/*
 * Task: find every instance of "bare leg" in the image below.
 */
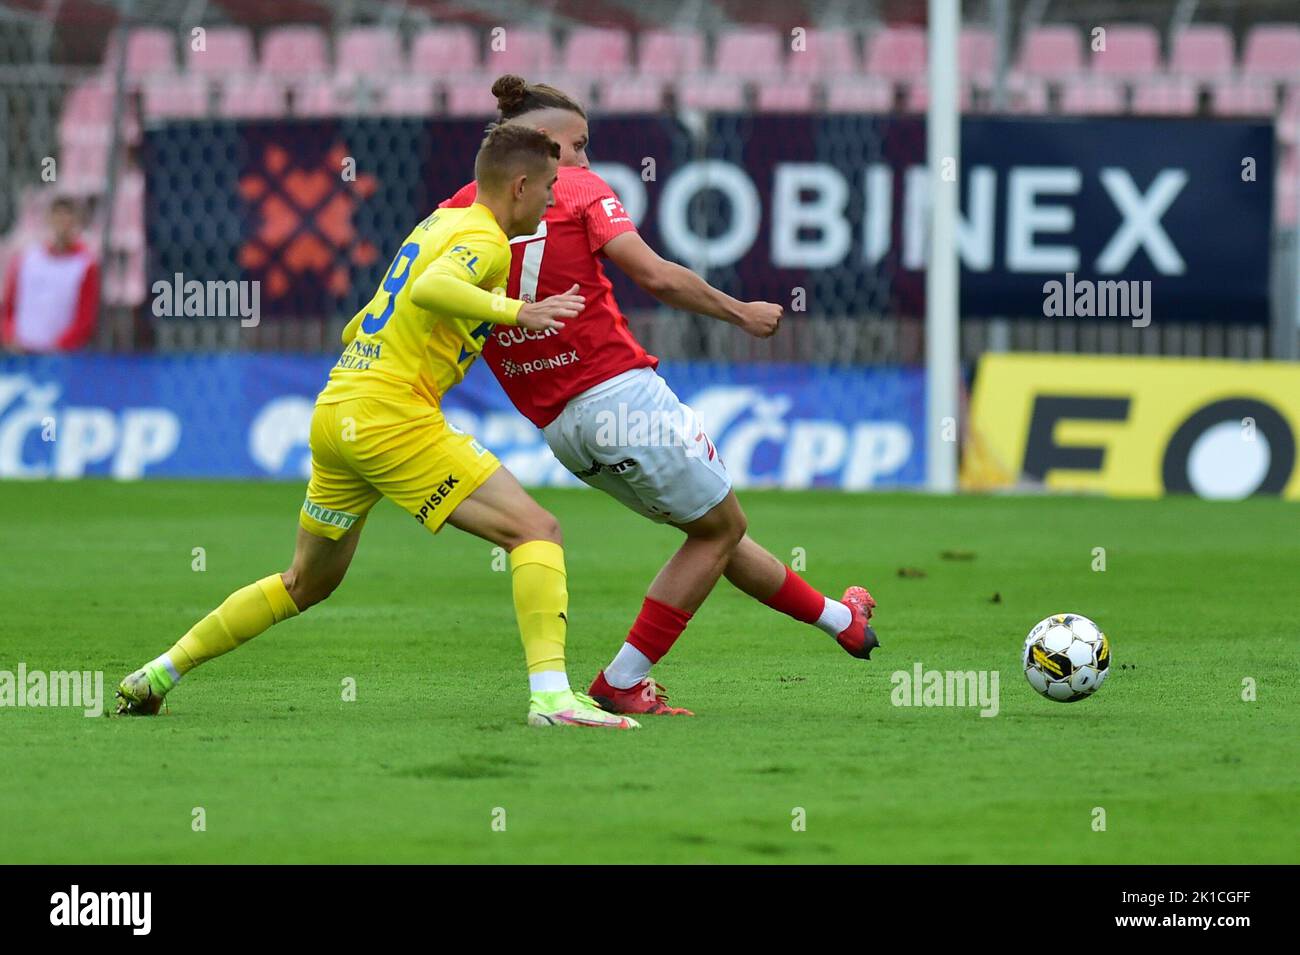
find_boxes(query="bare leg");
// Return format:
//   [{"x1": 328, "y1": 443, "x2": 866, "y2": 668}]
[
  {"x1": 722, "y1": 533, "x2": 788, "y2": 601},
  {"x1": 644, "y1": 490, "x2": 748, "y2": 613},
  {"x1": 281, "y1": 517, "x2": 366, "y2": 611}
]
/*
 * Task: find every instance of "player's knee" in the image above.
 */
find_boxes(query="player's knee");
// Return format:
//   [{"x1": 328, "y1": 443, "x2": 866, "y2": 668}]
[
  {"x1": 281, "y1": 567, "x2": 338, "y2": 611},
  {"x1": 501, "y1": 507, "x2": 562, "y2": 551}
]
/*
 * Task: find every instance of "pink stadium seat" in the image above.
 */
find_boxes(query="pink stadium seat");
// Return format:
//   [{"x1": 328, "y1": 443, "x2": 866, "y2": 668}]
[
  {"x1": 1210, "y1": 78, "x2": 1278, "y2": 116},
  {"x1": 57, "y1": 142, "x2": 109, "y2": 195},
  {"x1": 713, "y1": 28, "x2": 784, "y2": 78},
  {"x1": 756, "y1": 78, "x2": 815, "y2": 112},
  {"x1": 1059, "y1": 77, "x2": 1125, "y2": 114},
  {"x1": 108, "y1": 171, "x2": 145, "y2": 253},
  {"x1": 59, "y1": 80, "x2": 114, "y2": 146},
  {"x1": 786, "y1": 28, "x2": 858, "y2": 77},
  {"x1": 1242, "y1": 24, "x2": 1300, "y2": 79},
  {"x1": 103, "y1": 247, "x2": 147, "y2": 307},
  {"x1": 675, "y1": 76, "x2": 746, "y2": 111},
  {"x1": 260, "y1": 25, "x2": 329, "y2": 76},
  {"x1": 1130, "y1": 76, "x2": 1199, "y2": 115},
  {"x1": 562, "y1": 27, "x2": 631, "y2": 76},
  {"x1": 374, "y1": 80, "x2": 438, "y2": 116},
  {"x1": 1018, "y1": 25, "x2": 1083, "y2": 77},
  {"x1": 292, "y1": 79, "x2": 360, "y2": 116},
  {"x1": 825, "y1": 77, "x2": 893, "y2": 112},
  {"x1": 959, "y1": 27, "x2": 996, "y2": 80},
  {"x1": 1169, "y1": 25, "x2": 1235, "y2": 78},
  {"x1": 217, "y1": 76, "x2": 287, "y2": 118},
  {"x1": 482, "y1": 27, "x2": 555, "y2": 76},
  {"x1": 142, "y1": 75, "x2": 209, "y2": 119},
  {"x1": 186, "y1": 27, "x2": 255, "y2": 76},
  {"x1": 445, "y1": 77, "x2": 499, "y2": 116},
  {"x1": 119, "y1": 28, "x2": 176, "y2": 78},
  {"x1": 336, "y1": 26, "x2": 404, "y2": 75},
  {"x1": 410, "y1": 26, "x2": 480, "y2": 76},
  {"x1": 1091, "y1": 24, "x2": 1160, "y2": 76},
  {"x1": 597, "y1": 77, "x2": 665, "y2": 112},
  {"x1": 865, "y1": 26, "x2": 926, "y2": 80},
  {"x1": 637, "y1": 30, "x2": 705, "y2": 78}
]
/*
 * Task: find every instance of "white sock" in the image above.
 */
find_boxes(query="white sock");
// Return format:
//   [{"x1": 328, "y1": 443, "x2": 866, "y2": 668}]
[
  {"x1": 604, "y1": 642, "x2": 653, "y2": 689},
  {"x1": 814, "y1": 598, "x2": 853, "y2": 637},
  {"x1": 528, "y1": 670, "x2": 570, "y2": 693}
]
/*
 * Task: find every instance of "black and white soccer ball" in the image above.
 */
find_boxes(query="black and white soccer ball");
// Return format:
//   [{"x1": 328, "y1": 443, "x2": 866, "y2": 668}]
[{"x1": 1023, "y1": 613, "x2": 1111, "y2": 702}]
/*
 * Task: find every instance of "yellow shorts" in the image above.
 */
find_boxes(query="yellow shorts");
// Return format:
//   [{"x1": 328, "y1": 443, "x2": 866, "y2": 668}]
[{"x1": 300, "y1": 397, "x2": 501, "y2": 540}]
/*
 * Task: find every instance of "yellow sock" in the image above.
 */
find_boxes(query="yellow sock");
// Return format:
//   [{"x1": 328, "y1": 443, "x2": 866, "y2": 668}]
[
  {"x1": 508, "y1": 540, "x2": 568, "y2": 679},
  {"x1": 165, "y1": 574, "x2": 300, "y2": 676}
]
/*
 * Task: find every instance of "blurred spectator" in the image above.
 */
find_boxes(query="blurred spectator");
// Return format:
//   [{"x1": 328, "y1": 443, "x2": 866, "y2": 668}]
[{"x1": 1, "y1": 197, "x2": 100, "y2": 353}]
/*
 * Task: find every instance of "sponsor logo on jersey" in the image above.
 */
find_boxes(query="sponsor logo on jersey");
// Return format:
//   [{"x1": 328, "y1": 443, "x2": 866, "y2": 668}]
[
  {"x1": 414, "y1": 474, "x2": 461, "y2": 523},
  {"x1": 499, "y1": 351, "x2": 582, "y2": 378},
  {"x1": 494, "y1": 326, "x2": 561, "y2": 348},
  {"x1": 575, "y1": 458, "x2": 637, "y2": 478}
]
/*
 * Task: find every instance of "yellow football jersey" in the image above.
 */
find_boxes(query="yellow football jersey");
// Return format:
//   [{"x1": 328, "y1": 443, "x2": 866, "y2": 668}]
[{"x1": 318, "y1": 203, "x2": 518, "y2": 407}]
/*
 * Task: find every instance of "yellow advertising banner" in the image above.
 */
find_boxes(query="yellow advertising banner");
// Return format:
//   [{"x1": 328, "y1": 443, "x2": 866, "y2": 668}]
[{"x1": 963, "y1": 354, "x2": 1300, "y2": 500}]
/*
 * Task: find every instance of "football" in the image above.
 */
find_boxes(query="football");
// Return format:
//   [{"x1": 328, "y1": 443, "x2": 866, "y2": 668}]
[{"x1": 1022, "y1": 613, "x2": 1111, "y2": 703}]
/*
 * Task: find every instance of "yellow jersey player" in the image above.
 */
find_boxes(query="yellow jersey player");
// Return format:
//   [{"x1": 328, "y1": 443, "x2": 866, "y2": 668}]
[{"x1": 114, "y1": 125, "x2": 638, "y2": 729}]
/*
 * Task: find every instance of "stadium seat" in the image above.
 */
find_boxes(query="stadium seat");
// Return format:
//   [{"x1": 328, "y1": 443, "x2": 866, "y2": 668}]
[
  {"x1": 1018, "y1": 25, "x2": 1083, "y2": 77},
  {"x1": 756, "y1": 78, "x2": 816, "y2": 112},
  {"x1": 865, "y1": 26, "x2": 926, "y2": 80},
  {"x1": 1210, "y1": 78, "x2": 1278, "y2": 116},
  {"x1": 675, "y1": 75, "x2": 746, "y2": 111},
  {"x1": 185, "y1": 26, "x2": 255, "y2": 76},
  {"x1": 786, "y1": 28, "x2": 858, "y2": 77},
  {"x1": 1004, "y1": 76, "x2": 1049, "y2": 113},
  {"x1": 637, "y1": 30, "x2": 705, "y2": 77},
  {"x1": 1130, "y1": 76, "x2": 1199, "y2": 115},
  {"x1": 103, "y1": 247, "x2": 147, "y2": 307},
  {"x1": 1059, "y1": 77, "x2": 1126, "y2": 114},
  {"x1": 142, "y1": 75, "x2": 209, "y2": 119},
  {"x1": 1091, "y1": 24, "x2": 1160, "y2": 76},
  {"x1": 336, "y1": 26, "x2": 404, "y2": 76},
  {"x1": 824, "y1": 77, "x2": 893, "y2": 112},
  {"x1": 959, "y1": 27, "x2": 996, "y2": 81},
  {"x1": 374, "y1": 79, "x2": 438, "y2": 116},
  {"x1": 713, "y1": 28, "x2": 785, "y2": 78},
  {"x1": 482, "y1": 27, "x2": 555, "y2": 76},
  {"x1": 217, "y1": 76, "x2": 287, "y2": 118},
  {"x1": 57, "y1": 142, "x2": 110, "y2": 195},
  {"x1": 410, "y1": 26, "x2": 480, "y2": 76},
  {"x1": 108, "y1": 171, "x2": 145, "y2": 253},
  {"x1": 292, "y1": 78, "x2": 360, "y2": 116},
  {"x1": 260, "y1": 25, "x2": 330, "y2": 76},
  {"x1": 59, "y1": 80, "x2": 117, "y2": 147},
  {"x1": 597, "y1": 77, "x2": 665, "y2": 112},
  {"x1": 562, "y1": 27, "x2": 631, "y2": 76},
  {"x1": 1169, "y1": 25, "x2": 1235, "y2": 78},
  {"x1": 444, "y1": 77, "x2": 500, "y2": 116},
  {"x1": 1242, "y1": 24, "x2": 1300, "y2": 79},
  {"x1": 114, "y1": 27, "x2": 177, "y2": 79}
]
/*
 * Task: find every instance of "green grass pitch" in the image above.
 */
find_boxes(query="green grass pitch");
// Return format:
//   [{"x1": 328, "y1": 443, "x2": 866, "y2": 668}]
[{"x1": 1, "y1": 480, "x2": 1296, "y2": 864}]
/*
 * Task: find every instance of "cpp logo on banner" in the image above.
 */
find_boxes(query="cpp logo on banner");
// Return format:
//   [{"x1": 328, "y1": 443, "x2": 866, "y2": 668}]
[{"x1": 0, "y1": 374, "x2": 180, "y2": 478}]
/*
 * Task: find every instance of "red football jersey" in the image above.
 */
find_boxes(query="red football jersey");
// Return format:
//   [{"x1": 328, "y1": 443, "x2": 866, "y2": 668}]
[{"x1": 439, "y1": 166, "x2": 657, "y2": 427}]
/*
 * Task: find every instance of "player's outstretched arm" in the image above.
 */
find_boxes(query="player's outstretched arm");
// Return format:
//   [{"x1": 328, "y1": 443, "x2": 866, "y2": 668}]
[
  {"x1": 602, "y1": 231, "x2": 781, "y2": 338},
  {"x1": 411, "y1": 256, "x2": 584, "y2": 332}
]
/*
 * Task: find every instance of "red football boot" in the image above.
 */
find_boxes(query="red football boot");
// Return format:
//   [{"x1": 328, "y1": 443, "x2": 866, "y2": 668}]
[
  {"x1": 588, "y1": 671, "x2": 695, "y2": 716},
  {"x1": 836, "y1": 586, "x2": 880, "y2": 660}
]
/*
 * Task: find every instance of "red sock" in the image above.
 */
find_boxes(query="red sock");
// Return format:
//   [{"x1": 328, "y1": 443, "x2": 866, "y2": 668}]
[
  {"x1": 763, "y1": 566, "x2": 826, "y2": 624},
  {"x1": 626, "y1": 596, "x2": 693, "y2": 663}
]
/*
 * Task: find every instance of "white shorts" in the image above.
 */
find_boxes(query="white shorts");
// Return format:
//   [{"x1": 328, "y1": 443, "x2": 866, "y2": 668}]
[{"x1": 542, "y1": 368, "x2": 733, "y2": 524}]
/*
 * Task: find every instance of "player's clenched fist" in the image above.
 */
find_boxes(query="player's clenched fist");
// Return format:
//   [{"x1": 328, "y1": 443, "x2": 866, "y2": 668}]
[
  {"x1": 517, "y1": 282, "x2": 584, "y2": 331},
  {"x1": 736, "y1": 301, "x2": 782, "y2": 338}
]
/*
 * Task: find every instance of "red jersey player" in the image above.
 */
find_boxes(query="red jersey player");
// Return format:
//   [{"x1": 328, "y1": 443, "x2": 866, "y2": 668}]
[{"x1": 441, "y1": 76, "x2": 880, "y2": 716}]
